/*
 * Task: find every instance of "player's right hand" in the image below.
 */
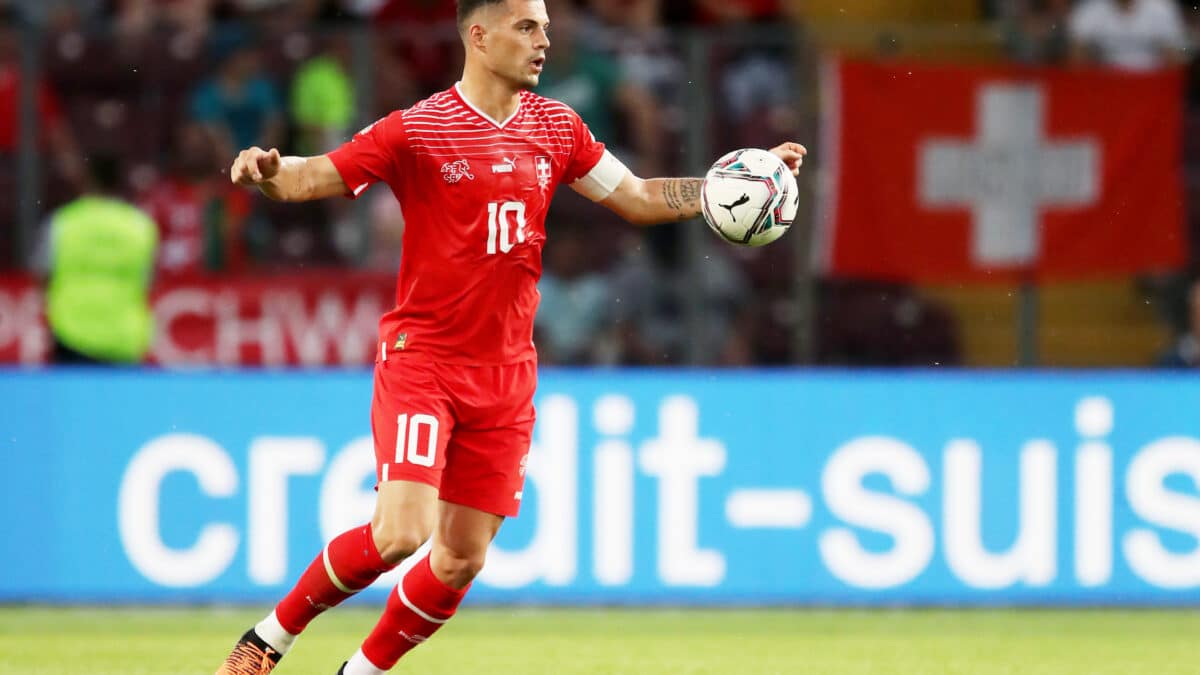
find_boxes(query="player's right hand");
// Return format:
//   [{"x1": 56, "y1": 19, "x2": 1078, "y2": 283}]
[{"x1": 230, "y1": 147, "x2": 282, "y2": 186}]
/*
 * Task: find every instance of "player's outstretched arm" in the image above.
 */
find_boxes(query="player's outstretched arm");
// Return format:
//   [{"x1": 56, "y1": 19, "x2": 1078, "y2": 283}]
[
  {"x1": 229, "y1": 147, "x2": 347, "y2": 202},
  {"x1": 598, "y1": 143, "x2": 806, "y2": 227},
  {"x1": 599, "y1": 174, "x2": 703, "y2": 226}
]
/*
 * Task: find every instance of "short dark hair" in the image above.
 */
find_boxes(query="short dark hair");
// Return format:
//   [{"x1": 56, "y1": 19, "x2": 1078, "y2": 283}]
[
  {"x1": 87, "y1": 155, "x2": 123, "y2": 195},
  {"x1": 456, "y1": 0, "x2": 507, "y2": 29}
]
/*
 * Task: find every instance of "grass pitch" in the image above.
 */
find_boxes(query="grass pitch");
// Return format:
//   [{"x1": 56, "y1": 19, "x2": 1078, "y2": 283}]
[{"x1": 0, "y1": 606, "x2": 1196, "y2": 674}]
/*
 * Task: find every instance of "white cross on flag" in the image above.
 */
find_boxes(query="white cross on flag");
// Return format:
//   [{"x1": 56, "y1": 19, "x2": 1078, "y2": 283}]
[{"x1": 815, "y1": 59, "x2": 1185, "y2": 283}]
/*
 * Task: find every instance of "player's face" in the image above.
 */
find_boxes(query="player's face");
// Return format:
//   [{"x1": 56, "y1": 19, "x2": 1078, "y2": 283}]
[{"x1": 485, "y1": 0, "x2": 551, "y2": 90}]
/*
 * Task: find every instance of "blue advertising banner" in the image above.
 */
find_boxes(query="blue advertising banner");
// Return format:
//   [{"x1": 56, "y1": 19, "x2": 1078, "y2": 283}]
[{"x1": 1, "y1": 369, "x2": 1198, "y2": 605}]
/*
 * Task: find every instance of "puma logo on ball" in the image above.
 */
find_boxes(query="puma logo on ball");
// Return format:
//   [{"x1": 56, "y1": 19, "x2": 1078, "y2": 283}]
[{"x1": 720, "y1": 194, "x2": 751, "y2": 219}]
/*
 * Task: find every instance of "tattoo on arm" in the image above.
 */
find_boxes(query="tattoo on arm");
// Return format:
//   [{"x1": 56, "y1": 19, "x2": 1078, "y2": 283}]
[{"x1": 661, "y1": 178, "x2": 703, "y2": 220}]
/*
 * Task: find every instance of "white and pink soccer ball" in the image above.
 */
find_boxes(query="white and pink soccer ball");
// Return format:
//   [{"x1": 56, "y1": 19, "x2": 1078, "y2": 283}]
[{"x1": 701, "y1": 148, "x2": 799, "y2": 247}]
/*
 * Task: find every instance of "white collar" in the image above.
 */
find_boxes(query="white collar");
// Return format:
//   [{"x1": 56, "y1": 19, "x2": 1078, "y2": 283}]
[{"x1": 454, "y1": 82, "x2": 521, "y2": 129}]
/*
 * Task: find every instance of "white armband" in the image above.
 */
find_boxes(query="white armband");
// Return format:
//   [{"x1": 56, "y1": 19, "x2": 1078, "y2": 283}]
[{"x1": 570, "y1": 150, "x2": 630, "y2": 202}]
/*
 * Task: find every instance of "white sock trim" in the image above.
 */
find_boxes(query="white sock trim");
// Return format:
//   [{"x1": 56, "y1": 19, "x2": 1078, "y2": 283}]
[
  {"x1": 344, "y1": 648, "x2": 387, "y2": 675},
  {"x1": 254, "y1": 610, "x2": 298, "y2": 655},
  {"x1": 324, "y1": 544, "x2": 360, "y2": 594},
  {"x1": 395, "y1": 580, "x2": 449, "y2": 625}
]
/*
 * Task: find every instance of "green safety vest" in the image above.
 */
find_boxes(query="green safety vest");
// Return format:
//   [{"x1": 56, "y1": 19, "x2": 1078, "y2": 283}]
[{"x1": 46, "y1": 196, "x2": 158, "y2": 364}]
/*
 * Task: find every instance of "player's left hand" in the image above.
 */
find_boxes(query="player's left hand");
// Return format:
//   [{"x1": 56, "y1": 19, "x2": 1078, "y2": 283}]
[{"x1": 769, "y1": 142, "x2": 807, "y2": 175}]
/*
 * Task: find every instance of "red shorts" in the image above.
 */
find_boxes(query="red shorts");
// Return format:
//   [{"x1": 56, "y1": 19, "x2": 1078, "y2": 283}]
[{"x1": 370, "y1": 351, "x2": 537, "y2": 517}]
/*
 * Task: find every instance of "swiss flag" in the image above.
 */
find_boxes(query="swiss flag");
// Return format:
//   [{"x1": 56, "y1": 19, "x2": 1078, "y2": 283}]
[{"x1": 815, "y1": 59, "x2": 1186, "y2": 283}]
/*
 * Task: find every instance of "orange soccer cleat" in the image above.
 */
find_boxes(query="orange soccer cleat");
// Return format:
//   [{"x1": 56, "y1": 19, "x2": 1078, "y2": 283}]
[{"x1": 215, "y1": 629, "x2": 283, "y2": 675}]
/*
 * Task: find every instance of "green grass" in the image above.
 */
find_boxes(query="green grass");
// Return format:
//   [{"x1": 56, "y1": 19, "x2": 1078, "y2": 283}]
[{"x1": 0, "y1": 606, "x2": 1196, "y2": 674}]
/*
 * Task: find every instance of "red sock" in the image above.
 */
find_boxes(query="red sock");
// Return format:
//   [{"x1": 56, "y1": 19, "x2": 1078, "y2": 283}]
[
  {"x1": 274, "y1": 524, "x2": 393, "y2": 634},
  {"x1": 360, "y1": 554, "x2": 468, "y2": 670}
]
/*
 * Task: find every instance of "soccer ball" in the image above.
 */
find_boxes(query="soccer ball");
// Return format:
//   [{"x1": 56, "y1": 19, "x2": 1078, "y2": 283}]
[{"x1": 701, "y1": 148, "x2": 798, "y2": 247}]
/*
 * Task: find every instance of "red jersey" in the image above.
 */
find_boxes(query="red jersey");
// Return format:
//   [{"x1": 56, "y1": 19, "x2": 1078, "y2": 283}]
[
  {"x1": 328, "y1": 85, "x2": 606, "y2": 365},
  {"x1": 138, "y1": 177, "x2": 252, "y2": 279}
]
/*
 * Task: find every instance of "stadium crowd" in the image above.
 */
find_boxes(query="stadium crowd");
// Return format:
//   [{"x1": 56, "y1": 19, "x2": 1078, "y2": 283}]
[{"x1": 2, "y1": 0, "x2": 1200, "y2": 367}]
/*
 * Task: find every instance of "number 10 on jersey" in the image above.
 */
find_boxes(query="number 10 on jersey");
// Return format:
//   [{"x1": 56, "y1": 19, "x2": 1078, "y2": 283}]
[{"x1": 487, "y1": 200, "x2": 527, "y2": 255}]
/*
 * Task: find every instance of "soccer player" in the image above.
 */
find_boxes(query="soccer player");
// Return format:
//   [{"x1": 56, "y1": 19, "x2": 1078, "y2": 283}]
[{"x1": 216, "y1": 1, "x2": 806, "y2": 673}]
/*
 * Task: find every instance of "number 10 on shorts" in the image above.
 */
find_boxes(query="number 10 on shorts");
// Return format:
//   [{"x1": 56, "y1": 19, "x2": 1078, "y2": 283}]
[{"x1": 396, "y1": 413, "x2": 439, "y2": 467}]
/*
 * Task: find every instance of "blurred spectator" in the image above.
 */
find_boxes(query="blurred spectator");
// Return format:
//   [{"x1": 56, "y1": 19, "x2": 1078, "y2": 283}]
[
  {"x1": 817, "y1": 281, "x2": 961, "y2": 367},
  {"x1": 0, "y1": 7, "x2": 87, "y2": 193},
  {"x1": 137, "y1": 122, "x2": 254, "y2": 279},
  {"x1": 610, "y1": 226, "x2": 750, "y2": 365},
  {"x1": 1006, "y1": 0, "x2": 1073, "y2": 64},
  {"x1": 112, "y1": 0, "x2": 156, "y2": 40},
  {"x1": 15, "y1": 0, "x2": 106, "y2": 27},
  {"x1": 362, "y1": 186, "x2": 405, "y2": 270},
  {"x1": 688, "y1": 0, "x2": 801, "y2": 150},
  {"x1": 537, "y1": 0, "x2": 662, "y2": 174},
  {"x1": 585, "y1": 0, "x2": 685, "y2": 166},
  {"x1": 371, "y1": 36, "x2": 420, "y2": 117},
  {"x1": 190, "y1": 45, "x2": 285, "y2": 162},
  {"x1": 229, "y1": 0, "x2": 294, "y2": 11},
  {"x1": 43, "y1": 156, "x2": 158, "y2": 365},
  {"x1": 693, "y1": 0, "x2": 782, "y2": 23},
  {"x1": 163, "y1": 0, "x2": 214, "y2": 35},
  {"x1": 1068, "y1": 0, "x2": 1189, "y2": 70},
  {"x1": 333, "y1": 0, "x2": 388, "y2": 18},
  {"x1": 536, "y1": 222, "x2": 615, "y2": 365},
  {"x1": 718, "y1": 46, "x2": 798, "y2": 149},
  {"x1": 1157, "y1": 278, "x2": 1200, "y2": 366},
  {"x1": 290, "y1": 36, "x2": 356, "y2": 155},
  {"x1": 372, "y1": 0, "x2": 459, "y2": 96},
  {"x1": 372, "y1": 0, "x2": 456, "y2": 23}
]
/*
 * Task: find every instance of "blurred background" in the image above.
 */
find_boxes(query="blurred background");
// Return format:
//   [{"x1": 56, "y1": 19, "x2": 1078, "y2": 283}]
[
  {"x1": 1, "y1": 3, "x2": 1199, "y2": 672},
  {"x1": 3, "y1": 0, "x2": 1198, "y2": 370}
]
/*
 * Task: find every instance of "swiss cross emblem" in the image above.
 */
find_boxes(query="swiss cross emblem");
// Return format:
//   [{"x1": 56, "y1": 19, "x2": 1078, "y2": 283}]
[
  {"x1": 919, "y1": 84, "x2": 1098, "y2": 265},
  {"x1": 535, "y1": 156, "x2": 552, "y2": 189}
]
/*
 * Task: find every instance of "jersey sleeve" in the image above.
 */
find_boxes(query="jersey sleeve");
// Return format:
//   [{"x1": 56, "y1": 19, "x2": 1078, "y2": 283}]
[
  {"x1": 562, "y1": 110, "x2": 607, "y2": 184},
  {"x1": 326, "y1": 111, "x2": 408, "y2": 199}
]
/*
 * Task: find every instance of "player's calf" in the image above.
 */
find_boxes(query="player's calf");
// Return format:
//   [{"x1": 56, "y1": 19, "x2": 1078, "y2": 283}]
[
  {"x1": 274, "y1": 523, "x2": 398, "y2": 635},
  {"x1": 215, "y1": 523, "x2": 399, "y2": 674},
  {"x1": 346, "y1": 551, "x2": 470, "y2": 674}
]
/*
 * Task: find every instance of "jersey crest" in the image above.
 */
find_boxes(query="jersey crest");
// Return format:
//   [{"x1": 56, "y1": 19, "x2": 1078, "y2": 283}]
[
  {"x1": 535, "y1": 156, "x2": 552, "y2": 189},
  {"x1": 441, "y1": 159, "x2": 475, "y2": 184}
]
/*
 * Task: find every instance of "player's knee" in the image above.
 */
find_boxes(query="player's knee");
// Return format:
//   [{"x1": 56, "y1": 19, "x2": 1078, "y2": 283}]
[
  {"x1": 370, "y1": 521, "x2": 431, "y2": 566},
  {"x1": 430, "y1": 548, "x2": 486, "y2": 589}
]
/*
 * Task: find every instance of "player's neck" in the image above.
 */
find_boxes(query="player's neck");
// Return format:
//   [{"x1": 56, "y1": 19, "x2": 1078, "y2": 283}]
[{"x1": 457, "y1": 71, "x2": 522, "y2": 127}]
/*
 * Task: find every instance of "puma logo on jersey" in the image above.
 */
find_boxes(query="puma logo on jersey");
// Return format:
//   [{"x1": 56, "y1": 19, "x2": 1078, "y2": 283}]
[
  {"x1": 441, "y1": 160, "x2": 475, "y2": 184},
  {"x1": 492, "y1": 157, "x2": 517, "y2": 174},
  {"x1": 720, "y1": 194, "x2": 751, "y2": 219}
]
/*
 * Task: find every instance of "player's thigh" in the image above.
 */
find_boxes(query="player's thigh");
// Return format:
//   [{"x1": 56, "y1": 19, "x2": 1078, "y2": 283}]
[
  {"x1": 437, "y1": 359, "x2": 537, "y2": 518},
  {"x1": 439, "y1": 419, "x2": 535, "y2": 519},
  {"x1": 370, "y1": 356, "x2": 454, "y2": 488},
  {"x1": 369, "y1": 357, "x2": 455, "y2": 561}
]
